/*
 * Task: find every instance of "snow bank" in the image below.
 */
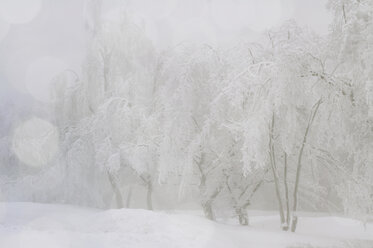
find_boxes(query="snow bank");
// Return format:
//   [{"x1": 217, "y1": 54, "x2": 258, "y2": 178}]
[{"x1": 0, "y1": 203, "x2": 372, "y2": 248}]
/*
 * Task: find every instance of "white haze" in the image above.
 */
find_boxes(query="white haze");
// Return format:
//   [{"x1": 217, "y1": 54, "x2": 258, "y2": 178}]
[{"x1": 2, "y1": 1, "x2": 373, "y2": 248}]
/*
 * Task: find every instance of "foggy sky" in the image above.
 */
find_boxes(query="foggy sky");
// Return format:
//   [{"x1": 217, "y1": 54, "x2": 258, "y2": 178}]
[{"x1": 0, "y1": 0, "x2": 332, "y2": 135}]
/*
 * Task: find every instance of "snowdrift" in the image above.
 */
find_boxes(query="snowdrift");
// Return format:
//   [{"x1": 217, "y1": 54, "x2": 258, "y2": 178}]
[{"x1": 0, "y1": 202, "x2": 372, "y2": 248}]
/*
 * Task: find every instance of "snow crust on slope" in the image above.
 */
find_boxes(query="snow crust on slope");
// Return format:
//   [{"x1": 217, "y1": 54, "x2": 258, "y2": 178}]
[{"x1": 0, "y1": 202, "x2": 372, "y2": 248}]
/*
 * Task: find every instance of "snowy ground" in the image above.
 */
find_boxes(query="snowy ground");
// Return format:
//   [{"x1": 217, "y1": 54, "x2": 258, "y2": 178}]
[{"x1": 0, "y1": 203, "x2": 372, "y2": 248}]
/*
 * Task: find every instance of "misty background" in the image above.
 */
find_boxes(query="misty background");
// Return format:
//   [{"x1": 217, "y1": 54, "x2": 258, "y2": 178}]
[
  {"x1": 0, "y1": 0, "x2": 331, "y2": 124},
  {"x1": 0, "y1": 0, "x2": 334, "y2": 209},
  {"x1": 1, "y1": 1, "x2": 373, "y2": 247}
]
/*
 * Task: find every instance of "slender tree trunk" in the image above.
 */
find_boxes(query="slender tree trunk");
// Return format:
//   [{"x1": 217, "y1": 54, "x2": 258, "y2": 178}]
[
  {"x1": 236, "y1": 173, "x2": 268, "y2": 226},
  {"x1": 291, "y1": 99, "x2": 322, "y2": 232},
  {"x1": 126, "y1": 187, "x2": 132, "y2": 208},
  {"x1": 101, "y1": 50, "x2": 111, "y2": 95},
  {"x1": 197, "y1": 153, "x2": 216, "y2": 221},
  {"x1": 225, "y1": 174, "x2": 248, "y2": 225},
  {"x1": 283, "y1": 152, "x2": 290, "y2": 231},
  {"x1": 235, "y1": 207, "x2": 249, "y2": 225},
  {"x1": 342, "y1": 4, "x2": 347, "y2": 24},
  {"x1": 199, "y1": 176, "x2": 215, "y2": 220},
  {"x1": 103, "y1": 65, "x2": 109, "y2": 93},
  {"x1": 146, "y1": 181, "x2": 153, "y2": 210},
  {"x1": 201, "y1": 184, "x2": 223, "y2": 221},
  {"x1": 107, "y1": 171, "x2": 124, "y2": 208},
  {"x1": 202, "y1": 201, "x2": 215, "y2": 220},
  {"x1": 269, "y1": 112, "x2": 286, "y2": 230},
  {"x1": 202, "y1": 185, "x2": 224, "y2": 221},
  {"x1": 200, "y1": 184, "x2": 217, "y2": 220}
]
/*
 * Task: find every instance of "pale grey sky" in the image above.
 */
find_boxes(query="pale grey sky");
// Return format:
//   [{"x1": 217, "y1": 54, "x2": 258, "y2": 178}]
[{"x1": 0, "y1": 0, "x2": 332, "y2": 121}]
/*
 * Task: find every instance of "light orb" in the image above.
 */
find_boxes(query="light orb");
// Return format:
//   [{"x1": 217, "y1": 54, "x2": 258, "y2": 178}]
[{"x1": 12, "y1": 118, "x2": 59, "y2": 168}]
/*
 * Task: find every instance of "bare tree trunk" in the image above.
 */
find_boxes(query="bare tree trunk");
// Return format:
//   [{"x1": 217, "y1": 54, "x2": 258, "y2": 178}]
[
  {"x1": 269, "y1": 112, "x2": 286, "y2": 230},
  {"x1": 199, "y1": 175, "x2": 215, "y2": 220},
  {"x1": 200, "y1": 187, "x2": 217, "y2": 220},
  {"x1": 126, "y1": 187, "x2": 132, "y2": 208},
  {"x1": 146, "y1": 181, "x2": 153, "y2": 210},
  {"x1": 236, "y1": 172, "x2": 267, "y2": 226},
  {"x1": 140, "y1": 174, "x2": 154, "y2": 211},
  {"x1": 202, "y1": 184, "x2": 224, "y2": 221},
  {"x1": 235, "y1": 207, "x2": 249, "y2": 225},
  {"x1": 342, "y1": 4, "x2": 347, "y2": 24},
  {"x1": 202, "y1": 201, "x2": 215, "y2": 220},
  {"x1": 107, "y1": 171, "x2": 124, "y2": 208},
  {"x1": 100, "y1": 48, "x2": 112, "y2": 95},
  {"x1": 238, "y1": 168, "x2": 270, "y2": 226},
  {"x1": 225, "y1": 175, "x2": 247, "y2": 225},
  {"x1": 291, "y1": 99, "x2": 322, "y2": 232},
  {"x1": 197, "y1": 153, "x2": 216, "y2": 221},
  {"x1": 283, "y1": 152, "x2": 290, "y2": 231}
]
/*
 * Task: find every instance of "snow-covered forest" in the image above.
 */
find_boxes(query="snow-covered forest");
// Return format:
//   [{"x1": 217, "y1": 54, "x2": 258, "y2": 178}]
[{"x1": 0, "y1": 0, "x2": 372, "y2": 247}]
